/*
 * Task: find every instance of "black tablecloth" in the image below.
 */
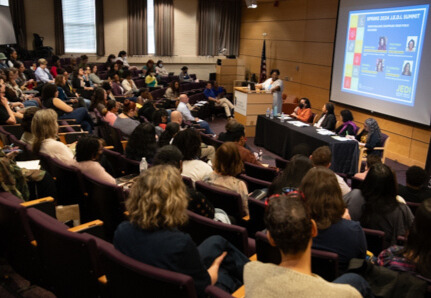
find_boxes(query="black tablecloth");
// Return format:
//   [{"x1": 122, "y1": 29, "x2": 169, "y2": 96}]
[{"x1": 255, "y1": 115, "x2": 359, "y2": 175}]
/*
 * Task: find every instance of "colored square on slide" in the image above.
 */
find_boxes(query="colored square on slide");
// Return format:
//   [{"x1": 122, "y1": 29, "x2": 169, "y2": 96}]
[
  {"x1": 354, "y1": 40, "x2": 363, "y2": 53},
  {"x1": 345, "y1": 64, "x2": 353, "y2": 77},
  {"x1": 356, "y1": 27, "x2": 365, "y2": 42},
  {"x1": 349, "y1": 28, "x2": 357, "y2": 40},
  {"x1": 351, "y1": 77, "x2": 359, "y2": 90},
  {"x1": 353, "y1": 53, "x2": 361, "y2": 66},
  {"x1": 350, "y1": 15, "x2": 358, "y2": 28},
  {"x1": 344, "y1": 76, "x2": 351, "y2": 89}
]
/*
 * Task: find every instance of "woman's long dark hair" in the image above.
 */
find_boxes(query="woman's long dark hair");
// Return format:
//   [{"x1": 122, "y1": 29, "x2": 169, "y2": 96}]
[
  {"x1": 404, "y1": 199, "x2": 431, "y2": 279},
  {"x1": 268, "y1": 154, "x2": 313, "y2": 196},
  {"x1": 158, "y1": 122, "x2": 180, "y2": 148},
  {"x1": 125, "y1": 123, "x2": 158, "y2": 162},
  {"x1": 360, "y1": 163, "x2": 398, "y2": 224}
]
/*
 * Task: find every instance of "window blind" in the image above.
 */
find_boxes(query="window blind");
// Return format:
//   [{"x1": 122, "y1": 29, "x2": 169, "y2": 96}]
[{"x1": 62, "y1": 0, "x2": 96, "y2": 53}]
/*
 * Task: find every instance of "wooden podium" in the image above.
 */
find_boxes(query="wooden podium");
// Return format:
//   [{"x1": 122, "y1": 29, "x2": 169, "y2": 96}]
[{"x1": 234, "y1": 87, "x2": 273, "y2": 137}]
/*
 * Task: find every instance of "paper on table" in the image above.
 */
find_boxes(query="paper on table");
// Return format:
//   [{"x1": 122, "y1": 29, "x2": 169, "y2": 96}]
[
  {"x1": 331, "y1": 136, "x2": 350, "y2": 141},
  {"x1": 288, "y1": 121, "x2": 309, "y2": 127},
  {"x1": 277, "y1": 116, "x2": 293, "y2": 120},
  {"x1": 316, "y1": 129, "x2": 336, "y2": 136},
  {"x1": 16, "y1": 160, "x2": 41, "y2": 170}
]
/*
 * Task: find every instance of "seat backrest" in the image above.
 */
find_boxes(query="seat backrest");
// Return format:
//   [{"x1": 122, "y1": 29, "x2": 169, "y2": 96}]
[
  {"x1": 182, "y1": 176, "x2": 194, "y2": 189},
  {"x1": 205, "y1": 285, "x2": 234, "y2": 298},
  {"x1": 255, "y1": 231, "x2": 281, "y2": 264},
  {"x1": 49, "y1": 157, "x2": 84, "y2": 206},
  {"x1": 102, "y1": 148, "x2": 123, "y2": 178},
  {"x1": 0, "y1": 194, "x2": 41, "y2": 282},
  {"x1": 238, "y1": 174, "x2": 271, "y2": 192},
  {"x1": 311, "y1": 249, "x2": 339, "y2": 281},
  {"x1": 380, "y1": 133, "x2": 389, "y2": 146},
  {"x1": 119, "y1": 155, "x2": 140, "y2": 175},
  {"x1": 406, "y1": 201, "x2": 420, "y2": 215},
  {"x1": 200, "y1": 132, "x2": 224, "y2": 150},
  {"x1": 247, "y1": 197, "x2": 266, "y2": 234},
  {"x1": 244, "y1": 162, "x2": 278, "y2": 182},
  {"x1": 98, "y1": 240, "x2": 197, "y2": 298},
  {"x1": 7, "y1": 134, "x2": 39, "y2": 161},
  {"x1": 1, "y1": 124, "x2": 24, "y2": 139},
  {"x1": 350, "y1": 176, "x2": 363, "y2": 190},
  {"x1": 81, "y1": 172, "x2": 126, "y2": 241},
  {"x1": 26, "y1": 208, "x2": 100, "y2": 298},
  {"x1": 195, "y1": 181, "x2": 245, "y2": 220},
  {"x1": 363, "y1": 228, "x2": 385, "y2": 256},
  {"x1": 181, "y1": 211, "x2": 249, "y2": 256}
]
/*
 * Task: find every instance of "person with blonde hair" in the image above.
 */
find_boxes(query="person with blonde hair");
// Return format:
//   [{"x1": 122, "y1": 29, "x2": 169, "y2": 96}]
[
  {"x1": 31, "y1": 109, "x2": 75, "y2": 165},
  {"x1": 206, "y1": 142, "x2": 249, "y2": 216},
  {"x1": 34, "y1": 58, "x2": 54, "y2": 84},
  {"x1": 114, "y1": 165, "x2": 249, "y2": 297}
]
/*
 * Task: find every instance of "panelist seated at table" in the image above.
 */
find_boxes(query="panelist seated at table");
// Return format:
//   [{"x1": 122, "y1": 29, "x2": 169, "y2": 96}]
[
  {"x1": 291, "y1": 98, "x2": 313, "y2": 123},
  {"x1": 314, "y1": 103, "x2": 336, "y2": 131},
  {"x1": 335, "y1": 110, "x2": 359, "y2": 137},
  {"x1": 255, "y1": 69, "x2": 284, "y2": 113},
  {"x1": 352, "y1": 118, "x2": 382, "y2": 156}
]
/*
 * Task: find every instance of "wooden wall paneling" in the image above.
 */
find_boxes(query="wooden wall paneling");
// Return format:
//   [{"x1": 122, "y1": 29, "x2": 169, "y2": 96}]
[
  {"x1": 306, "y1": 0, "x2": 340, "y2": 19},
  {"x1": 410, "y1": 140, "x2": 429, "y2": 166},
  {"x1": 300, "y1": 64, "x2": 332, "y2": 89},
  {"x1": 384, "y1": 133, "x2": 411, "y2": 158},
  {"x1": 242, "y1": 0, "x2": 307, "y2": 22},
  {"x1": 302, "y1": 42, "x2": 334, "y2": 66},
  {"x1": 412, "y1": 127, "x2": 431, "y2": 143},
  {"x1": 304, "y1": 19, "x2": 337, "y2": 42},
  {"x1": 240, "y1": 20, "x2": 306, "y2": 42}
]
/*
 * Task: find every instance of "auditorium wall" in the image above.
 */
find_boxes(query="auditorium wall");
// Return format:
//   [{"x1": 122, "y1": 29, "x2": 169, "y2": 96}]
[
  {"x1": 239, "y1": 0, "x2": 431, "y2": 167},
  {"x1": 23, "y1": 0, "x2": 217, "y2": 80}
]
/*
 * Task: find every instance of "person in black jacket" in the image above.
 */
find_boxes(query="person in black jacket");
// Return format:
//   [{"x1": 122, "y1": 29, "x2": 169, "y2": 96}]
[
  {"x1": 356, "y1": 118, "x2": 382, "y2": 155},
  {"x1": 314, "y1": 102, "x2": 336, "y2": 130}
]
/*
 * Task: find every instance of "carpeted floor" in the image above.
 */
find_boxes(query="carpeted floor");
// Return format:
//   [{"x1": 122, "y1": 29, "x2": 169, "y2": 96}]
[{"x1": 208, "y1": 117, "x2": 409, "y2": 185}]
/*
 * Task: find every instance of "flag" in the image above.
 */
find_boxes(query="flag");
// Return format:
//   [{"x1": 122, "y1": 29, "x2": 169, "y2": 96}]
[{"x1": 259, "y1": 40, "x2": 267, "y2": 83}]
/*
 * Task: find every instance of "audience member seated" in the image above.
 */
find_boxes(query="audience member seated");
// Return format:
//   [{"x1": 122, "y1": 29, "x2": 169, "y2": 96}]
[
  {"x1": 6, "y1": 48, "x2": 18, "y2": 68},
  {"x1": 300, "y1": 167, "x2": 366, "y2": 272},
  {"x1": 5, "y1": 68, "x2": 39, "y2": 107},
  {"x1": 75, "y1": 135, "x2": 116, "y2": 185},
  {"x1": 116, "y1": 50, "x2": 137, "y2": 70},
  {"x1": 155, "y1": 60, "x2": 168, "y2": 76},
  {"x1": 314, "y1": 102, "x2": 336, "y2": 130},
  {"x1": 104, "y1": 99, "x2": 118, "y2": 126},
  {"x1": 218, "y1": 118, "x2": 241, "y2": 142},
  {"x1": 0, "y1": 53, "x2": 8, "y2": 70},
  {"x1": 353, "y1": 154, "x2": 382, "y2": 180},
  {"x1": 105, "y1": 54, "x2": 116, "y2": 71},
  {"x1": 231, "y1": 123, "x2": 263, "y2": 166},
  {"x1": 34, "y1": 58, "x2": 54, "y2": 84},
  {"x1": 158, "y1": 122, "x2": 180, "y2": 148},
  {"x1": 78, "y1": 54, "x2": 89, "y2": 69},
  {"x1": 41, "y1": 84, "x2": 93, "y2": 133},
  {"x1": 204, "y1": 82, "x2": 234, "y2": 118},
  {"x1": 179, "y1": 66, "x2": 193, "y2": 83},
  {"x1": 398, "y1": 166, "x2": 431, "y2": 203},
  {"x1": 145, "y1": 71, "x2": 158, "y2": 88},
  {"x1": 89, "y1": 64, "x2": 104, "y2": 86},
  {"x1": 55, "y1": 75, "x2": 89, "y2": 109},
  {"x1": 142, "y1": 59, "x2": 156, "y2": 76},
  {"x1": 164, "y1": 80, "x2": 180, "y2": 103},
  {"x1": 377, "y1": 199, "x2": 431, "y2": 284},
  {"x1": 58, "y1": 70, "x2": 78, "y2": 98},
  {"x1": 20, "y1": 107, "x2": 39, "y2": 145},
  {"x1": 138, "y1": 94, "x2": 156, "y2": 121},
  {"x1": 152, "y1": 145, "x2": 216, "y2": 219},
  {"x1": 107, "y1": 62, "x2": 121, "y2": 79},
  {"x1": 90, "y1": 87, "x2": 108, "y2": 115},
  {"x1": 311, "y1": 146, "x2": 351, "y2": 196},
  {"x1": 114, "y1": 165, "x2": 249, "y2": 296},
  {"x1": 244, "y1": 194, "x2": 367, "y2": 297},
  {"x1": 291, "y1": 97, "x2": 312, "y2": 122},
  {"x1": 72, "y1": 67, "x2": 94, "y2": 100},
  {"x1": 355, "y1": 118, "x2": 382, "y2": 156},
  {"x1": 152, "y1": 108, "x2": 168, "y2": 137},
  {"x1": 177, "y1": 94, "x2": 215, "y2": 135},
  {"x1": 268, "y1": 154, "x2": 313, "y2": 196},
  {"x1": 65, "y1": 57, "x2": 77, "y2": 76},
  {"x1": 113, "y1": 99, "x2": 140, "y2": 137},
  {"x1": 172, "y1": 128, "x2": 213, "y2": 182},
  {"x1": 121, "y1": 70, "x2": 139, "y2": 95},
  {"x1": 206, "y1": 142, "x2": 249, "y2": 216},
  {"x1": 82, "y1": 66, "x2": 95, "y2": 88},
  {"x1": 31, "y1": 109, "x2": 75, "y2": 165},
  {"x1": 335, "y1": 109, "x2": 358, "y2": 137},
  {"x1": 125, "y1": 123, "x2": 158, "y2": 164},
  {"x1": 50, "y1": 55, "x2": 63, "y2": 78},
  {"x1": 15, "y1": 61, "x2": 35, "y2": 90},
  {"x1": 343, "y1": 164, "x2": 414, "y2": 247},
  {"x1": 0, "y1": 79, "x2": 21, "y2": 124}
]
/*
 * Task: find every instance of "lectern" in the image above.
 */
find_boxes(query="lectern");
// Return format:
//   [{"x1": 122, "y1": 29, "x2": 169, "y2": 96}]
[{"x1": 234, "y1": 87, "x2": 273, "y2": 137}]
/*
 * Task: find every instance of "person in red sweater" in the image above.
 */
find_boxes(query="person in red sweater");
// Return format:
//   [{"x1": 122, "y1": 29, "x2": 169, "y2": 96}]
[{"x1": 291, "y1": 97, "x2": 313, "y2": 123}]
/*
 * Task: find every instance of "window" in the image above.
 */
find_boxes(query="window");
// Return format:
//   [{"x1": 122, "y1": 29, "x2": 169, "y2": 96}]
[
  {"x1": 0, "y1": 0, "x2": 8, "y2": 6},
  {"x1": 62, "y1": 0, "x2": 96, "y2": 53},
  {"x1": 147, "y1": 0, "x2": 155, "y2": 54}
]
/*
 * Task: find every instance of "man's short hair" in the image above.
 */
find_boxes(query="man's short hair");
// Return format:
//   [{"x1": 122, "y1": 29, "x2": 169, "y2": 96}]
[
  {"x1": 153, "y1": 145, "x2": 183, "y2": 169},
  {"x1": 264, "y1": 195, "x2": 312, "y2": 255},
  {"x1": 311, "y1": 146, "x2": 331, "y2": 167},
  {"x1": 406, "y1": 166, "x2": 428, "y2": 188},
  {"x1": 230, "y1": 123, "x2": 245, "y2": 142}
]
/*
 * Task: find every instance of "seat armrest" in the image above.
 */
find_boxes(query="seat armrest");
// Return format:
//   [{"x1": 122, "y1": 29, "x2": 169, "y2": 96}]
[
  {"x1": 68, "y1": 219, "x2": 103, "y2": 233},
  {"x1": 20, "y1": 196, "x2": 54, "y2": 207}
]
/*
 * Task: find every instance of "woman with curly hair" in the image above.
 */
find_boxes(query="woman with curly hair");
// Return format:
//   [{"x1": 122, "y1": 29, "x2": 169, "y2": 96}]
[
  {"x1": 114, "y1": 165, "x2": 249, "y2": 297},
  {"x1": 125, "y1": 123, "x2": 158, "y2": 164}
]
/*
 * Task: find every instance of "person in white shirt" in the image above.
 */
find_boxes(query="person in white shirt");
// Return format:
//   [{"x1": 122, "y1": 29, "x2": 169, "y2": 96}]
[
  {"x1": 176, "y1": 94, "x2": 215, "y2": 135},
  {"x1": 310, "y1": 146, "x2": 351, "y2": 196},
  {"x1": 256, "y1": 69, "x2": 284, "y2": 113},
  {"x1": 116, "y1": 50, "x2": 138, "y2": 70},
  {"x1": 34, "y1": 58, "x2": 54, "y2": 84},
  {"x1": 155, "y1": 60, "x2": 168, "y2": 76},
  {"x1": 121, "y1": 70, "x2": 139, "y2": 95}
]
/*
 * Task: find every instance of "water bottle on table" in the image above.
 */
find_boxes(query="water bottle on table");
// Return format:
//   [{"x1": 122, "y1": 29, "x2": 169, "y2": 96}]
[
  {"x1": 270, "y1": 108, "x2": 274, "y2": 119},
  {"x1": 140, "y1": 157, "x2": 148, "y2": 173}
]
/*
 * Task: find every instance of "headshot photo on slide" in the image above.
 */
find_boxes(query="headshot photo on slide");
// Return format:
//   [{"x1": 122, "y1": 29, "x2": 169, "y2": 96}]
[
  {"x1": 406, "y1": 36, "x2": 417, "y2": 52},
  {"x1": 402, "y1": 61, "x2": 413, "y2": 76},
  {"x1": 376, "y1": 59, "x2": 384, "y2": 72},
  {"x1": 378, "y1": 36, "x2": 387, "y2": 50}
]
